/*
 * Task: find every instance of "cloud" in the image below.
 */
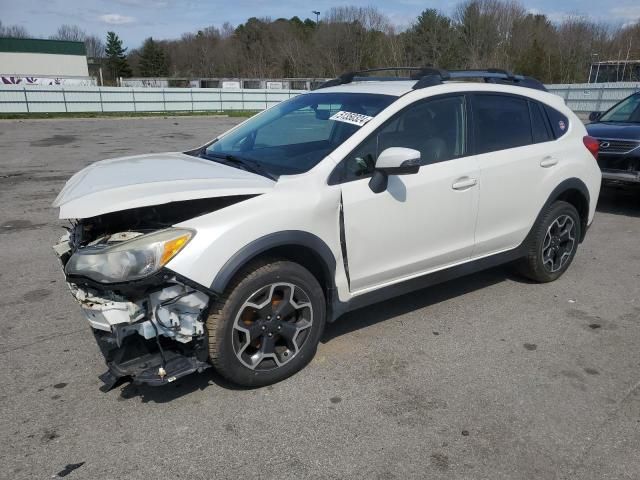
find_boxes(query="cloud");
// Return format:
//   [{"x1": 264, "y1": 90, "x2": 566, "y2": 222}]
[
  {"x1": 113, "y1": 0, "x2": 169, "y2": 6},
  {"x1": 610, "y1": 6, "x2": 640, "y2": 21},
  {"x1": 99, "y1": 13, "x2": 136, "y2": 25}
]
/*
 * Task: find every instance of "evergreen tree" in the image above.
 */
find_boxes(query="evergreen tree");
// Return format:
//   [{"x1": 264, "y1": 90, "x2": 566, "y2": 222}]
[
  {"x1": 105, "y1": 31, "x2": 132, "y2": 81},
  {"x1": 138, "y1": 37, "x2": 169, "y2": 77}
]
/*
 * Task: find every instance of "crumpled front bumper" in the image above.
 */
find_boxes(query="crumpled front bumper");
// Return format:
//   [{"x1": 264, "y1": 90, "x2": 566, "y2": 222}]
[
  {"x1": 54, "y1": 235, "x2": 214, "y2": 389},
  {"x1": 73, "y1": 277, "x2": 213, "y2": 390},
  {"x1": 93, "y1": 327, "x2": 210, "y2": 391}
]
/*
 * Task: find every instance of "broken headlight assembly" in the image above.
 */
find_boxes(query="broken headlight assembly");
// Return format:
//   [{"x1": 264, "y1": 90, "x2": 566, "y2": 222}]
[{"x1": 65, "y1": 228, "x2": 194, "y2": 283}]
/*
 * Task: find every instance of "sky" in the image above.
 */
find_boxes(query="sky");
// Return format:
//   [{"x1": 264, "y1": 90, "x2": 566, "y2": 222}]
[{"x1": 2, "y1": 0, "x2": 640, "y2": 48}]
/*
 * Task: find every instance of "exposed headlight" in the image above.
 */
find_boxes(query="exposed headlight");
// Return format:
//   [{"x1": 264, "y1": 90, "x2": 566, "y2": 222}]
[{"x1": 65, "y1": 229, "x2": 194, "y2": 283}]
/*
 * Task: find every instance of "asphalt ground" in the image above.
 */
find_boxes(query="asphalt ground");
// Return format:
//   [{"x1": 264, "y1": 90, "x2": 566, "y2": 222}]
[{"x1": 0, "y1": 117, "x2": 639, "y2": 480}]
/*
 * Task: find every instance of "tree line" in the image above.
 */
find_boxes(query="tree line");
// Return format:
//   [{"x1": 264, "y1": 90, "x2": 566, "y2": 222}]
[{"x1": 2, "y1": 0, "x2": 639, "y2": 84}]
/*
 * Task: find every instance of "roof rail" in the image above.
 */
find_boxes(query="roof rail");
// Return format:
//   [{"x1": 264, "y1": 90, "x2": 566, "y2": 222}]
[
  {"x1": 316, "y1": 67, "x2": 438, "y2": 89},
  {"x1": 438, "y1": 69, "x2": 547, "y2": 91},
  {"x1": 316, "y1": 67, "x2": 547, "y2": 92}
]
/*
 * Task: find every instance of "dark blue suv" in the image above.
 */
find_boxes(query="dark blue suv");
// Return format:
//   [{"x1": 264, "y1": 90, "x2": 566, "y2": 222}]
[{"x1": 587, "y1": 92, "x2": 640, "y2": 186}]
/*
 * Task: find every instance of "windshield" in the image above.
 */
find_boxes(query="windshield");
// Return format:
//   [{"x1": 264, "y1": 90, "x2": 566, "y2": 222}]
[
  {"x1": 599, "y1": 93, "x2": 640, "y2": 123},
  {"x1": 204, "y1": 92, "x2": 395, "y2": 176}
]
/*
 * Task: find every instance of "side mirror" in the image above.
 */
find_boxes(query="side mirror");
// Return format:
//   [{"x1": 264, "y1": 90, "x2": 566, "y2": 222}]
[
  {"x1": 369, "y1": 147, "x2": 421, "y2": 193},
  {"x1": 588, "y1": 111, "x2": 602, "y2": 122}
]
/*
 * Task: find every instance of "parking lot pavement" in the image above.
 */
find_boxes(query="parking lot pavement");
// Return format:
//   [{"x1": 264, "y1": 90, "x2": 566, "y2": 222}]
[{"x1": 0, "y1": 116, "x2": 639, "y2": 480}]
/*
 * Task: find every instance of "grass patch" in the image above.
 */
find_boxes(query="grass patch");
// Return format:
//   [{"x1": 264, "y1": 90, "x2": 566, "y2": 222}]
[{"x1": 0, "y1": 110, "x2": 257, "y2": 120}]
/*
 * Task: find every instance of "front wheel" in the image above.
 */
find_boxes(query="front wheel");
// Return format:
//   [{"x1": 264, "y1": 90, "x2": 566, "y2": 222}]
[
  {"x1": 207, "y1": 259, "x2": 326, "y2": 387},
  {"x1": 518, "y1": 200, "x2": 582, "y2": 283}
]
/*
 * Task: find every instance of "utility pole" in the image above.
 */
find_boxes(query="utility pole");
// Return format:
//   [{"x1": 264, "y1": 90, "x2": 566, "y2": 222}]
[{"x1": 312, "y1": 10, "x2": 320, "y2": 24}]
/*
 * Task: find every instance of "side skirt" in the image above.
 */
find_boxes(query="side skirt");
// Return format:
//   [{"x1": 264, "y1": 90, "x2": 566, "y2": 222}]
[{"x1": 330, "y1": 245, "x2": 525, "y2": 321}]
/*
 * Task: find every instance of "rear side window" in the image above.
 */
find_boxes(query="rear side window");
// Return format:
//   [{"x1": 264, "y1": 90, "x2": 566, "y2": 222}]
[
  {"x1": 529, "y1": 101, "x2": 553, "y2": 143},
  {"x1": 543, "y1": 105, "x2": 569, "y2": 138},
  {"x1": 472, "y1": 94, "x2": 532, "y2": 154}
]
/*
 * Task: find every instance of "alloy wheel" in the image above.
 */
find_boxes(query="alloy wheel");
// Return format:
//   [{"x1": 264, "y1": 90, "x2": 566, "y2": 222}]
[
  {"x1": 542, "y1": 214, "x2": 576, "y2": 273},
  {"x1": 232, "y1": 283, "x2": 313, "y2": 370}
]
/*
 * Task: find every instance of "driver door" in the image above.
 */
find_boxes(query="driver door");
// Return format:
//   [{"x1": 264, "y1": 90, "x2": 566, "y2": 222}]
[{"x1": 336, "y1": 95, "x2": 480, "y2": 292}]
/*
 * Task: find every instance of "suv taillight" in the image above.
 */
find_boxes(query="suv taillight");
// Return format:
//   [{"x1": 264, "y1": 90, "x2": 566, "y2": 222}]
[{"x1": 583, "y1": 136, "x2": 599, "y2": 160}]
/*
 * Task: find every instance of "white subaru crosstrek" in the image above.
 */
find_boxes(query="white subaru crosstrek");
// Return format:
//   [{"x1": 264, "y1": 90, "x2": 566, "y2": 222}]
[{"x1": 53, "y1": 68, "x2": 602, "y2": 389}]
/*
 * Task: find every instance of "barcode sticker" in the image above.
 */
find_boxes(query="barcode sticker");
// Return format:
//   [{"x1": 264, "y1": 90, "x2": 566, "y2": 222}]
[{"x1": 329, "y1": 111, "x2": 373, "y2": 127}]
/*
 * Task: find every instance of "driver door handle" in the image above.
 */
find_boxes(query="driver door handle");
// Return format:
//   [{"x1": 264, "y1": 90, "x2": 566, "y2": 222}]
[
  {"x1": 540, "y1": 156, "x2": 558, "y2": 168},
  {"x1": 452, "y1": 177, "x2": 477, "y2": 190}
]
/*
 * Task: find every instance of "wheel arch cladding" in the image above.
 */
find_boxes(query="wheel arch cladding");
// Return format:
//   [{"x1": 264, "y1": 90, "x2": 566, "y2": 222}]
[
  {"x1": 546, "y1": 178, "x2": 590, "y2": 242},
  {"x1": 210, "y1": 230, "x2": 337, "y2": 305}
]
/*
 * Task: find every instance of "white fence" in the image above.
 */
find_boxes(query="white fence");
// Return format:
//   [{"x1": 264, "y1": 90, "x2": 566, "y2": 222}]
[
  {"x1": 546, "y1": 82, "x2": 640, "y2": 113},
  {"x1": 0, "y1": 85, "x2": 305, "y2": 114},
  {"x1": 1, "y1": 82, "x2": 639, "y2": 115}
]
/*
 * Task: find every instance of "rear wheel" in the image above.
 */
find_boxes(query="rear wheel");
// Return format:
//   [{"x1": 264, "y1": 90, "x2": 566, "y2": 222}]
[
  {"x1": 518, "y1": 201, "x2": 581, "y2": 283},
  {"x1": 207, "y1": 259, "x2": 326, "y2": 387}
]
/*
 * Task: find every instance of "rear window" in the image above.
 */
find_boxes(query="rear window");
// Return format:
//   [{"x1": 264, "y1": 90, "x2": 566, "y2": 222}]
[
  {"x1": 530, "y1": 101, "x2": 553, "y2": 143},
  {"x1": 543, "y1": 105, "x2": 569, "y2": 138},
  {"x1": 472, "y1": 94, "x2": 532, "y2": 154}
]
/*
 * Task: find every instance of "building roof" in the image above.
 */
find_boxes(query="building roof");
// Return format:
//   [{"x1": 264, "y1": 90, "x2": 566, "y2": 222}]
[{"x1": 0, "y1": 37, "x2": 86, "y2": 56}]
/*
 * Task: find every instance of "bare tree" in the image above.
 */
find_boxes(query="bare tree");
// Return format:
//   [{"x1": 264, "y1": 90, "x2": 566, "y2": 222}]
[
  {"x1": 50, "y1": 24, "x2": 86, "y2": 42},
  {"x1": 26, "y1": 3, "x2": 636, "y2": 83},
  {"x1": 84, "y1": 35, "x2": 105, "y2": 58},
  {"x1": 0, "y1": 21, "x2": 29, "y2": 38}
]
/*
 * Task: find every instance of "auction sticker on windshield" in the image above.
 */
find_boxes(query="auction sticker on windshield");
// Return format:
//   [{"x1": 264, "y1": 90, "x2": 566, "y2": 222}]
[{"x1": 329, "y1": 111, "x2": 374, "y2": 127}]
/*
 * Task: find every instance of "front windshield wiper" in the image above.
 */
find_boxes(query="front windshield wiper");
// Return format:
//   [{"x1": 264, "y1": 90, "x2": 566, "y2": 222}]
[{"x1": 201, "y1": 152, "x2": 277, "y2": 181}]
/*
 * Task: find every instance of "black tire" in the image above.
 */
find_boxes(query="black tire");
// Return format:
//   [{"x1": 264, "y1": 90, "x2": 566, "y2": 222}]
[
  {"x1": 207, "y1": 259, "x2": 326, "y2": 387},
  {"x1": 518, "y1": 200, "x2": 582, "y2": 283}
]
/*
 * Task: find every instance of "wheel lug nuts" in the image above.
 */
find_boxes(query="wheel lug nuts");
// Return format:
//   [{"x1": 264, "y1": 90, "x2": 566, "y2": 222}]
[
  {"x1": 261, "y1": 326, "x2": 266, "y2": 331},
  {"x1": 277, "y1": 325, "x2": 281, "y2": 330},
  {"x1": 276, "y1": 315, "x2": 281, "y2": 320},
  {"x1": 268, "y1": 333, "x2": 273, "y2": 337}
]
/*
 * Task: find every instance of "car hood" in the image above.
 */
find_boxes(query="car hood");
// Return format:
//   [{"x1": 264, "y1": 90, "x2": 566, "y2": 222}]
[
  {"x1": 586, "y1": 122, "x2": 640, "y2": 139},
  {"x1": 53, "y1": 152, "x2": 276, "y2": 219}
]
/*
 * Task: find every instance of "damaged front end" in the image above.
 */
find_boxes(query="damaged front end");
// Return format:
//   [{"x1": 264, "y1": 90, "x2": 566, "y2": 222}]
[{"x1": 52, "y1": 200, "x2": 232, "y2": 390}]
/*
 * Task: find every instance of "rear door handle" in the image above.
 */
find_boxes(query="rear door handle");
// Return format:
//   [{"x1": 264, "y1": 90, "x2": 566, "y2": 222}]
[
  {"x1": 540, "y1": 156, "x2": 558, "y2": 168},
  {"x1": 452, "y1": 177, "x2": 477, "y2": 190}
]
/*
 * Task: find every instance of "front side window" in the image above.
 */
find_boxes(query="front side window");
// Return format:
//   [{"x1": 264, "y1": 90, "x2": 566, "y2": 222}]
[
  {"x1": 204, "y1": 92, "x2": 394, "y2": 177},
  {"x1": 337, "y1": 95, "x2": 467, "y2": 182},
  {"x1": 472, "y1": 94, "x2": 532, "y2": 154},
  {"x1": 598, "y1": 93, "x2": 640, "y2": 123}
]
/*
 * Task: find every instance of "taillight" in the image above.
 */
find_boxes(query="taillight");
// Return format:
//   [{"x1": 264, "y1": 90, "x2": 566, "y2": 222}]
[{"x1": 583, "y1": 136, "x2": 599, "y2": 160}]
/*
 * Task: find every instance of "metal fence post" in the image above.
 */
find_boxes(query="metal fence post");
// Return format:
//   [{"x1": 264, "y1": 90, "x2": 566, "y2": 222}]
[
  {"x1": 596, "y1": 84, "x2": 605, "y2": 112},
  {"x1": 162, "y1": 88, "x2": 166, "y2": 112},
  {"x1": 190, "y1": 88, "x2": 194, "y2": 112},
  {"x1": 23, "y1": 86, "x2": 30, "y2": 113},
  {"x1": 132, "y1": 88, "x2": 137, "y2": 113},
  {"x1": 218, "y1": 88, "x2": 223, "y2": 113},
  {"x1": 61, "y1": 87, "x2": 68, "y2": 113},
  {"x1": 98, "y1": 87, "x2": 104, "y2": 112}
]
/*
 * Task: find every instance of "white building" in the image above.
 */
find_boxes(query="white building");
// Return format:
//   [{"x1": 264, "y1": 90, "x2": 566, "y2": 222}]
[{"x1": 1, "y1": 37, "x2": 92, "y2": 85}]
